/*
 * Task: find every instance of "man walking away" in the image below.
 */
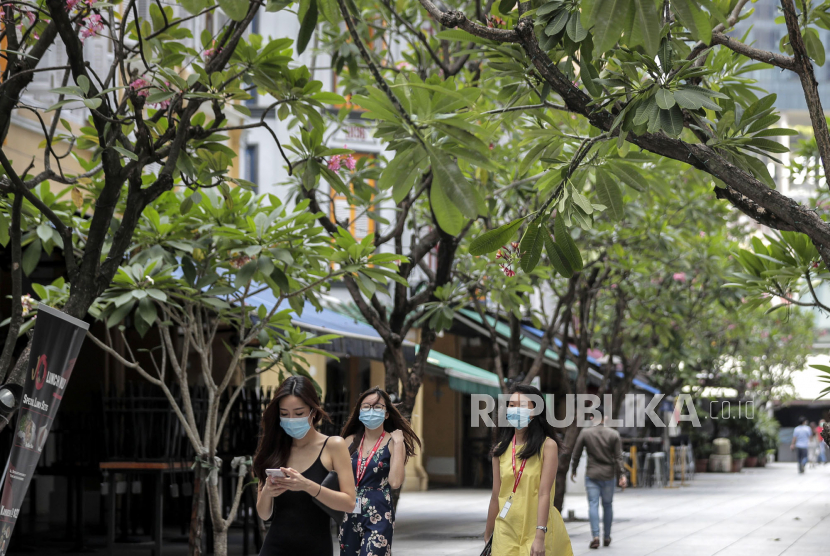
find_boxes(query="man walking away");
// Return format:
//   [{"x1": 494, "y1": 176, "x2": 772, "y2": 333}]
[
  {"x1": 570, "y1": 407, "x2": 627, "y2": 550},
  {"x1": 791, "y1": 417, "x2": 812, "y2": 473}
]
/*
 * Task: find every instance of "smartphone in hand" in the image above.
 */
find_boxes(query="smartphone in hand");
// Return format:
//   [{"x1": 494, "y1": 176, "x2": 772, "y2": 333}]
[{"x1": 266, "y1": 469, "x2": 286, "y2": 479}]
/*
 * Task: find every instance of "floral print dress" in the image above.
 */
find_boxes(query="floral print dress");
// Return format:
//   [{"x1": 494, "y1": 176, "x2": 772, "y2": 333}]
[{"x1": 339, "y1": 442, "x2": 394, "y2": 556}]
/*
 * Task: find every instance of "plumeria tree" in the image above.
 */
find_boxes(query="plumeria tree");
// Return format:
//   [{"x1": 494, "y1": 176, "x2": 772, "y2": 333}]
[
  {"x1": 0, "y1": 0, "x2": 353, "y2": 432},
  {"x1": 12, "y1": 186, "x2": 394, "y2": 555}
]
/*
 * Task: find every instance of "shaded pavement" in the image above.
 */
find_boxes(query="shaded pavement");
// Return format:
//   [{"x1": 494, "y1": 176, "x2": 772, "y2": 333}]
[{"x1": 392, "y1": 462, "x2": 830, "y2": 556}]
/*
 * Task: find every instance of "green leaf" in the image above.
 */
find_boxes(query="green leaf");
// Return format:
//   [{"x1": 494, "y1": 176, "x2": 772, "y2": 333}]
[
  {"x1": 660, "y1": 105, "x2": 684, "y2": 136},
  {"x1": 804, "y1": 28, "x2": 825, "y2": 66},
  {"x1": 656, "y1": 88, "x2": 675, "y2": 110},
  {"x1": 380, "y1": 147, "x2": 427, "y2": 203},
  {"x1": 36, "y1": 223, "x2": 52, "y2": 243},
  {"x1": 112, "y1": 145, "x2": 138, "y2": 160},
  {"x1": 544, "y1": 232, "x2": 573, "y2": 278},
  {"x1": 77, "y1": 75, "x2": 90, "y2": 95},
  {"x1": 297, "y1": 0, "x2": 318, "y2": 54},
  {"x1": 433, "y1": 29, "x2": 496, "y2": 46},
  {"x1": 22, "y1": 239, "x2": 42, "y2": 275},
  {"x1": 672, "y1": 0, "x2": 711, "y2": 43},
  {"x1": 146, "y1": 91, "x2": 175, "y2": 104},
  {"x1": 470, "y1": 217, "x2": 528, "y2": 256},
  {"x1": 317, "y1": 0, "x2": 339, "y2": 24},
  {"x1": 430, "y1": 175, "x2": 465, "y2": 236},
  {"x1": 588, "y1": 0, "x2": 630, "y2": 55},
  {"x1": 566, "y1": 13, "x2": 588, "y2": 42},
  {"x1": 554, "y1": 216, "x2": 582, "y2": 271},
  {"x1": 427, "y1": 145, "x2": 478, "y2": 221},
  {"x1": 741, "y1": 154, "x2": 775, "y2": 188},
  {"x1": 594, "y1": 169, "x2": 624, "y2": 220},
  {"x1": 218, "y1": 0, "x2": 249, "y2": 21},
  {"x1": 498, "y1": 0, "x2": 516, "y2": 15},
  {"x1": 673, "y1": 88, "x2": 705, "y2": 110},
  {"x1": 519, "y1": 216, "x2": 545, "y2": 272},
  {"x1": 579, "y1": 56, "x2": 602, "y2": 97},
  {"x1": 632, "y1": 0, "x2": 660, "y2": 56},
  {"x1": 545, "y1": 11, "x2": 569, "y2": 36},
  {"x1": 82, "y1": 98, "x2": 102, "y2": 110}
]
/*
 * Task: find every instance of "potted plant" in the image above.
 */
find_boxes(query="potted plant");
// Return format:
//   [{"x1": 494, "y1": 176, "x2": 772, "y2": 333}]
[
  {"x1": 732, "y1": 451, "x2": 747, "y2": 472},
  {"x1": 695, "y1": 443, "x2": 713, "y2": 473}
]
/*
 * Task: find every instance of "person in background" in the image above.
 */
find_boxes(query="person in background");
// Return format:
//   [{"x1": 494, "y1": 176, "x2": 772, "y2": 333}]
[
  {"x1": 808, "y1": 421, "x2": 819, "y2": 468},
  {"x1": 816, "y1": 420, "x2": 827, "y2": 464},
  {"x1": 339, "y1": 387, "x2": 420, "y2": 556},
  {"x1": 791, "y1": 417, "x2": 813, "y2": 474},
  {"x1": 570, "y1": 407, "x2": 627, "y2": 550},
  {"x1": 485, "y1": 383, "x2": 573, "y2": 556},
  {"x1": 252, "y1": 376, "x2": 356, "y2": 556}
]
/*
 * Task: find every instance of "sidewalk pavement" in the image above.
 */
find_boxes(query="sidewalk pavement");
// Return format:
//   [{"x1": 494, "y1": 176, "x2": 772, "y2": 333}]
[{"x1": 391, "y1": 462, "x2": 830, "y2": 556}]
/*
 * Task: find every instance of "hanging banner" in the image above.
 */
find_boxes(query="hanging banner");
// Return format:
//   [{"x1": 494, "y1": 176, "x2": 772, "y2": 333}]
[{"x1": 0, "y1": 305, "x2": 88, "y2": 555}]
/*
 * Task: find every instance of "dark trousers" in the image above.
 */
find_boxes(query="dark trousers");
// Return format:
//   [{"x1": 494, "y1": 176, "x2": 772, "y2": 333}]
[{"x1": 797, "y1": 447, "x2": 809, "y2": 472}]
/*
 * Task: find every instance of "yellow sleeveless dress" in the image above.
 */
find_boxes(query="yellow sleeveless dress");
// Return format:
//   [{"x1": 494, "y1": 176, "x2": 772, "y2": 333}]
[{"x1": 492, "y1": 443, "x2": 573, "y2": 556}]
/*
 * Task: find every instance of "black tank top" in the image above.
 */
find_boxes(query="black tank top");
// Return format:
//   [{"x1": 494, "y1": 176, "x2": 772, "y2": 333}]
[{"x1": 259, "y1": 437, "x2": 332, "y2": 556}]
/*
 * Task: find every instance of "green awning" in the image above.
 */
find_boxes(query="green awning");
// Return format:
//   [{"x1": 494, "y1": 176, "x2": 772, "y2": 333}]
[
  {"x1": 419, "y1": 347, "x2": 502, "y2": 397},
  {"x1": 456, "y1": 309, "x2": 579, "y2": 375}
]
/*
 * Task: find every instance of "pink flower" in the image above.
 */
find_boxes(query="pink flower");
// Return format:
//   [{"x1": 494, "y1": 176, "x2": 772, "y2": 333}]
[
  {"x1": 204, "y1": 42, "x2": 221, "y2": 58},
  {"x1": 130, "y1": 78, "x2": 150, "y2": 97},
  {"x1": 79, "y1": 13, "x2": 103, "y2": 42},
  {"x1": 66, "y1": 0, "x2": 81, "y2": 10},
  {"x1": 699, "y1": 231, "x2": 706, "y2": 237},
  {"x1": 343, "y1": 154, "x2": 356, "y2": 171},
  {"x1": 500, "y1": 264, "x2": 515, "y2": 277},
  {"x1": 328, "y1": 156, "x2": 341, "y2": 172},
  {"x1": 24, "y1": 11, "x2": 35, "y2": 25},
  {"x1": 672, "y1": 272, "x2": 687, "y2": 282},
  {"x1": 150, "y1": 81, "x2": 172, "y2": 109}
]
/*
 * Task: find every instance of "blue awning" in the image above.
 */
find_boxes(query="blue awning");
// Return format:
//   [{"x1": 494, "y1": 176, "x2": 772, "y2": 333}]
[
  {"x1": 522, "y1": 325, "x2": 602, "y2": 366},
  {"x1": 247, "y1": 290, "x2": 414, "y2": 362},
  {"x1": 521, "y1": 325, "x2": 661, "y2": 395}
]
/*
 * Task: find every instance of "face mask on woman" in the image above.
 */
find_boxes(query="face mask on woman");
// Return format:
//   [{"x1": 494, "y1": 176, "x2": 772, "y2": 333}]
[
  {"x1": 506, "y1": 407, "x2": 532, "y2": 430},
  {"x1": 359, "y1": 408, "x2": 386, "y2": 430},
  {"x1": 280, "y1": 414, "x2": 312, "y2": 439}
]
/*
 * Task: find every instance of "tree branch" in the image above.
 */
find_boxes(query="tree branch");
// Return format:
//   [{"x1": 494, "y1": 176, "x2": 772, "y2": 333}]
[
  {"x1": 0, "y1": 192, "x2": 24, "y2": 381},
  {"x1": 780, "y1": 0, "x2": 830, "y2": 186}
]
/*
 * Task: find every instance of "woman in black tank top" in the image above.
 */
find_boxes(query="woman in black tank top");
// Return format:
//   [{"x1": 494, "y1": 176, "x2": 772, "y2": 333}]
[{"x1": 253, "y1": 377, "x2": 356, "y2": 556}]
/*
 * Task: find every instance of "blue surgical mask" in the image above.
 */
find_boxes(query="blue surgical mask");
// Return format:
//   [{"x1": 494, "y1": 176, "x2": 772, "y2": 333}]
[
  {"x1": 506, "y1": 407, "x2": 532, "y2": 430},
  {"x1": 359, "y1": 408, "x2": 386, "y2": 430},
  {"x1": 280, "y1": 415, "x2": 312, "y2": 439}
]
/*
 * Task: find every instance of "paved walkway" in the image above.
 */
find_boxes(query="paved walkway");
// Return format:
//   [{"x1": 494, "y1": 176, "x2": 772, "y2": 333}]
[{"x1": 391, "y1": 463, "x2": 830, "y2": 556}]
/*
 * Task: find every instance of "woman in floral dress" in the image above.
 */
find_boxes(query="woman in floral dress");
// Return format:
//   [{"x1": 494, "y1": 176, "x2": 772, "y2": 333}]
[{"x1": 339, "y1": 388, "x2": 420, "y2": 556}]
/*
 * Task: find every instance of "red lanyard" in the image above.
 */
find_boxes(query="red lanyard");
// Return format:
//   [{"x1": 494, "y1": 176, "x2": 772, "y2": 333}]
[
  {"x1": 511, "y1": 435, "x2": 527, "y2": 494},
  {"x1": 356, "y1": 431, "x2": 385, "y2": 486}
]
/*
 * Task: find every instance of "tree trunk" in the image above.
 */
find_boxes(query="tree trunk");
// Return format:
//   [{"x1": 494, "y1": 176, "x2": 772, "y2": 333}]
[
  {"x1": 212, "y1": 527, "x2": 228, "y2": 556},
  {"x1": 554, "y1": 421, "x2": 579, "y2": 511},
  {"x1": 189, "y1": 464, "x2": 207, "y2": 556}
]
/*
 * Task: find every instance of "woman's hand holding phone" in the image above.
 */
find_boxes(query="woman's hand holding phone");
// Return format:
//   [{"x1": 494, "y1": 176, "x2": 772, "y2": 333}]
[
  {"x1": 273, "y1": 467, "x2": 314, "y2": 493},
  {"x1": 262, "y1": 476, "x2": 288, "y2": 499}
]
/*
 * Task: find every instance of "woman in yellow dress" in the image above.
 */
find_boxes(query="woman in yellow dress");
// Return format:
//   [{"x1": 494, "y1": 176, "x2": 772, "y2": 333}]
[{"x1": 484, "y1": 384, "x2": 573, "y2": 556}]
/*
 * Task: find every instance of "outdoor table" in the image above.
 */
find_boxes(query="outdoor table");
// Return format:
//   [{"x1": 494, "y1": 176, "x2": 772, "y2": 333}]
[{"x1": 99, "y1": 461, "x2": 189, "y2": 556}]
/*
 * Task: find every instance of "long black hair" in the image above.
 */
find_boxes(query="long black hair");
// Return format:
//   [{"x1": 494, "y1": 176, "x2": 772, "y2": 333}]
[
  {"x1": 341, "y1": 387, "x2": 421, "y2": 462},
  {"x1": 252, "y1": 376, "x2": 330, "y2": 483},
  {"x1": 490, "y1": 383, "x2": 561, "y2": 461}
]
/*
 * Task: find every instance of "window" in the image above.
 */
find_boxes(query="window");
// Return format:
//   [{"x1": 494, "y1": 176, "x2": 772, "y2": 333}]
[
  {"x1": 250, "y1": 10, "x2": 260, "y2": 34},
  {"x1": 245, "y1": 145, "x2": 259, "y2": 193}
]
